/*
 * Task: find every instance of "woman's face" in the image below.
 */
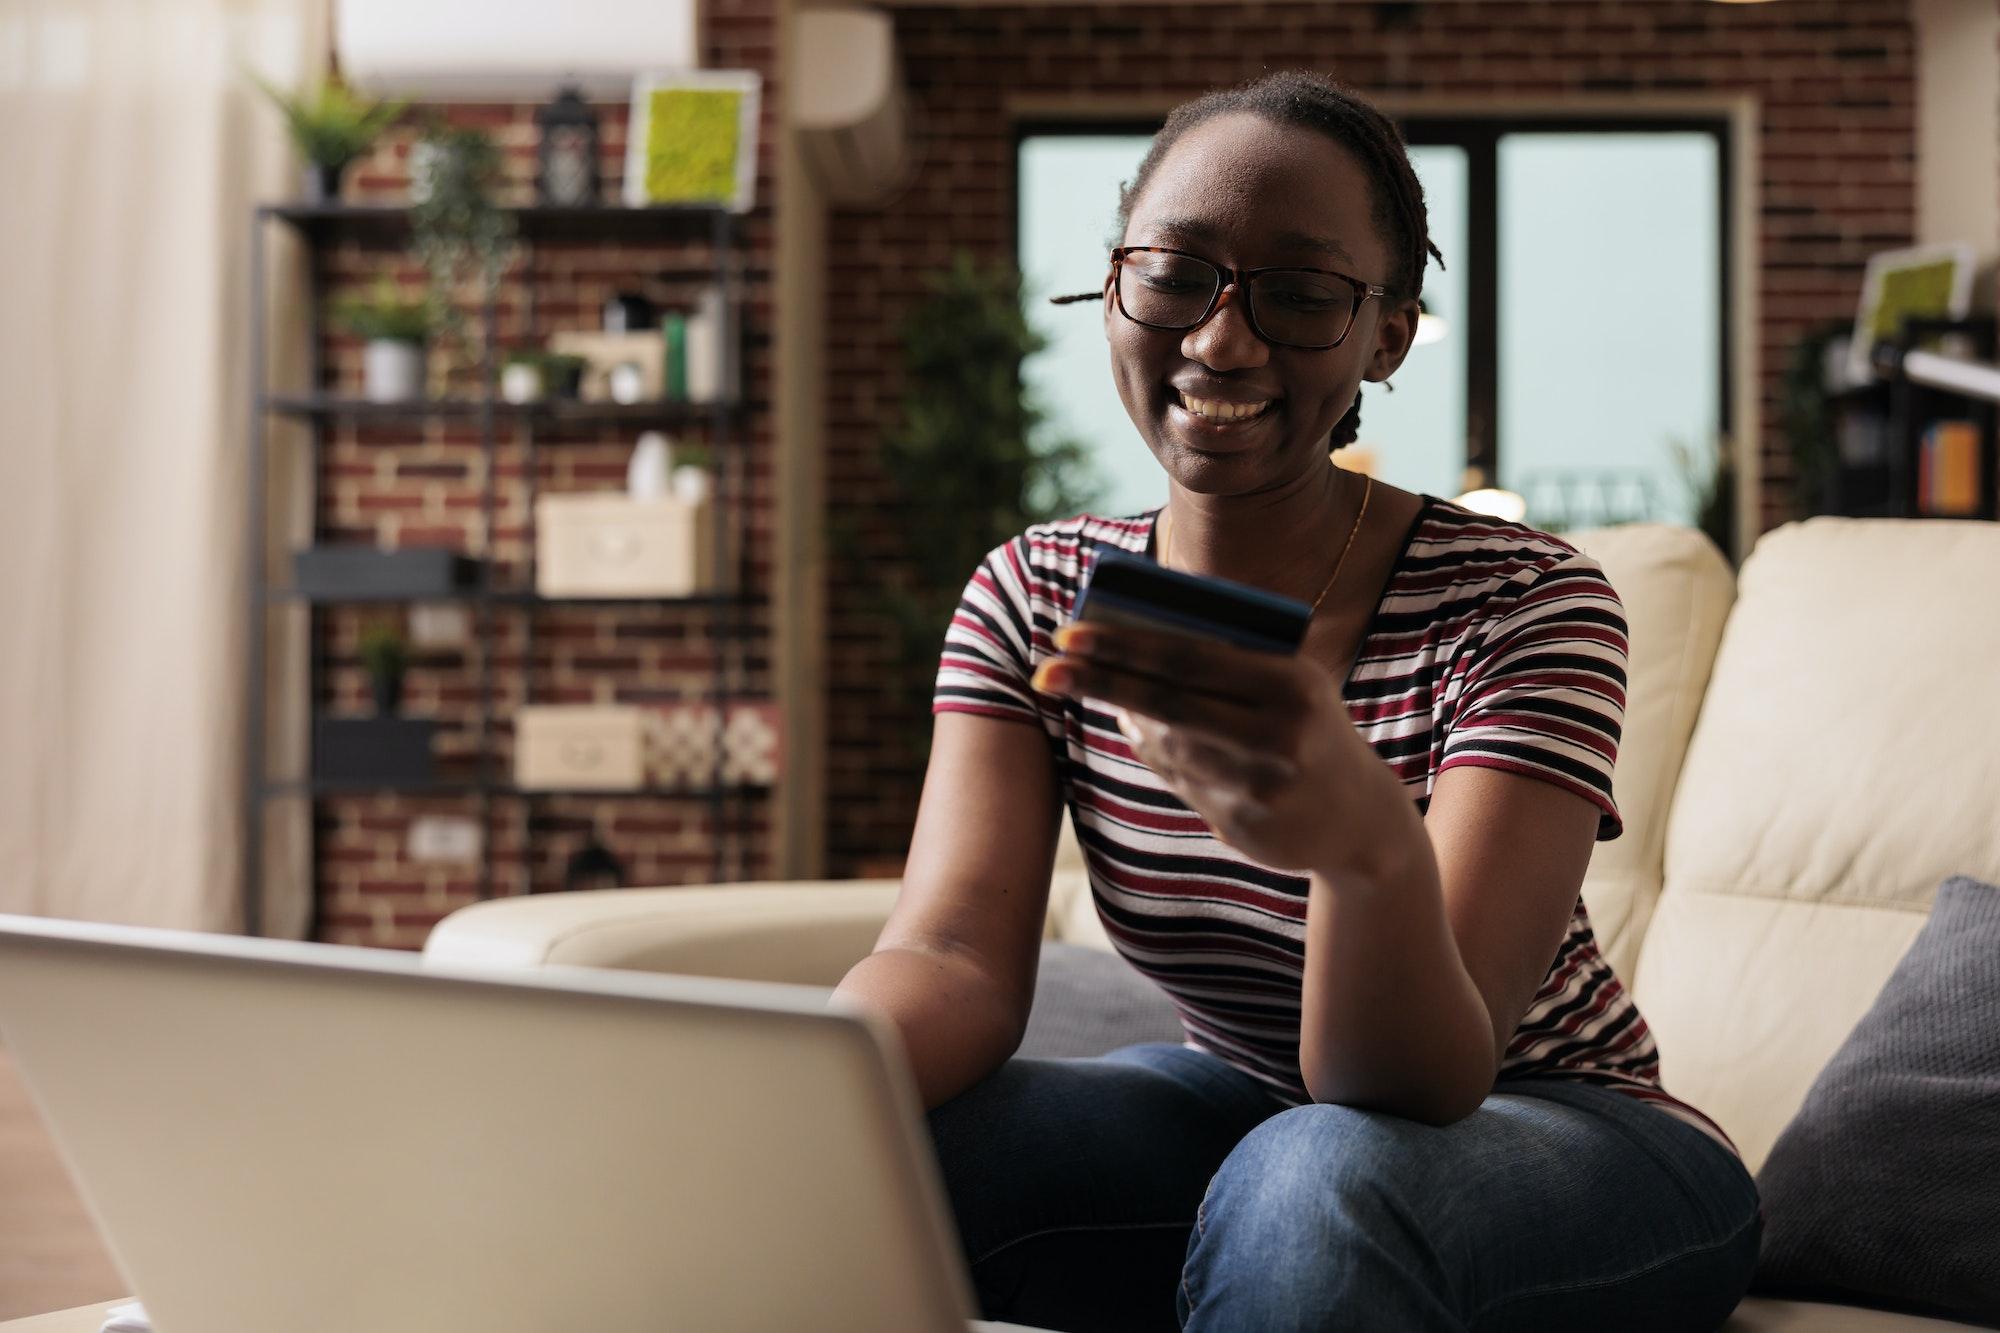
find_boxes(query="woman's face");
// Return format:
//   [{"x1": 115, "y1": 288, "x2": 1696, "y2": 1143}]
[{"x1": 1108, "y1": 112, "x2": 1419, "y2": 496}]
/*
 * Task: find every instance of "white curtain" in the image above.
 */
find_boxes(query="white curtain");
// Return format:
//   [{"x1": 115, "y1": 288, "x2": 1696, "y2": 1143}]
[{"x1": 0, "y1": 0, "x2": 324, "y2": 932}]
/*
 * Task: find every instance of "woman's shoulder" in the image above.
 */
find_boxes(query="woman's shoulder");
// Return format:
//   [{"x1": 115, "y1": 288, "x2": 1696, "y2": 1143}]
[
  {"x1": 1401, "y1": 498, "x2": 1614, "y2": 604},
  {"x1": 994, "y1": 509, "x2": 1159, "y2": 580}
]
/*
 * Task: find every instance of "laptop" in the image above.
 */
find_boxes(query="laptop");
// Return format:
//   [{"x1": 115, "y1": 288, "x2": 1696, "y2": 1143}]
[{"x1": 0, "y1": 914, "x2": 1043, "y2": 1333}]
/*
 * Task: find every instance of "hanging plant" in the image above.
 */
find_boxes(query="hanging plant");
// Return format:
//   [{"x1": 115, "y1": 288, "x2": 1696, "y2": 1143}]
[{"x1": 408, "y1": 121, "x2": 516, "y2": 394}]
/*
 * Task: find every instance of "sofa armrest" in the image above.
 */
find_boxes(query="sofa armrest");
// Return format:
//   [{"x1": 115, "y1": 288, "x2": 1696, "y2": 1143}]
[{"x1": 422, "y1": 880, "x2": 901, "y2": 986}]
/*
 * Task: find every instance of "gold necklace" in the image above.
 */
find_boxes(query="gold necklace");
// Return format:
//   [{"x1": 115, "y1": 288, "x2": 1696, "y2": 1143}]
[{"x1": 1157, "y1": 470, "x2": 1373, "y2": 618}]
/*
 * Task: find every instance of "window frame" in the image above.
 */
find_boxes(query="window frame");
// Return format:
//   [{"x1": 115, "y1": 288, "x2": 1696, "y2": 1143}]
[{"x1": 1400, "y1": 115, "x2": 1735, "y2": 486}]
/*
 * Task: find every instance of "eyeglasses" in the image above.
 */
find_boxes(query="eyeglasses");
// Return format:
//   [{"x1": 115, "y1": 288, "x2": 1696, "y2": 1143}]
[{"x1": 1053, "y1": 246, "x2": 1388, "y2": 351}]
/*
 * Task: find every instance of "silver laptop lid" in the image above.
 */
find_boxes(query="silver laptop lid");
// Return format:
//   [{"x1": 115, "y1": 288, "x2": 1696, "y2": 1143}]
[{"x1": 0, "y1": 915, "x2": 977, "y2": 1333}]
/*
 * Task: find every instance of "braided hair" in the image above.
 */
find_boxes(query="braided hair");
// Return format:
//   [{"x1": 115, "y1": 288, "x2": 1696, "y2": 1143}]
[{"x1": 1114, "y1": 71, "x2": 1445, "y2": 450}]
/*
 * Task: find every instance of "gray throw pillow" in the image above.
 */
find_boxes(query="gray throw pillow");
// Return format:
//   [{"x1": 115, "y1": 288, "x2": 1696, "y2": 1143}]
[
  {"x1": 1752, "y1": 875, "x2": 2000, "y2": 1325},
  {"x1": 1017, "y1": 941, "x2": 1184, "y2": 1059}
]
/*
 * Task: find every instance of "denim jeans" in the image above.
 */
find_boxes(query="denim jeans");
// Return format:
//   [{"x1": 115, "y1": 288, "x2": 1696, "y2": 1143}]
[{"x1": 927, "y1": 1042, "x2": 1762, "y2": 1332}]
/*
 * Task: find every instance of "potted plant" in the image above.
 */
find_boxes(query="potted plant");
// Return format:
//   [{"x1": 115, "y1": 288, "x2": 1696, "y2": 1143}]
[
  {"x1": 251, "y1": 73, "x2": 405, "y2": 203},
  {"x1": 874, "y1": 254, "x2": 1100, "y2": 772},
  {"x1": 539, "y1": 352, "x2": 588, "y2": 401},
  {"x1": 331, "y1": 279, "x2": 433, "y2": 403},
  {"x1": 358, "y1": 619, "x2": 410, "y2": 716},
  {"x1": 670, "y1": 444, "x2": 713, "y2": 505}
]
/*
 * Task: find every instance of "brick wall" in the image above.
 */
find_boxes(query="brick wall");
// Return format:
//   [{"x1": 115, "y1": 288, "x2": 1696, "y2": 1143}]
[
  {"x1": 822, "y1": 0, "x2": 1919, "y2": 875},
  {"x1": 310, "y1": 0, "x2": 779, "y2": 948}
]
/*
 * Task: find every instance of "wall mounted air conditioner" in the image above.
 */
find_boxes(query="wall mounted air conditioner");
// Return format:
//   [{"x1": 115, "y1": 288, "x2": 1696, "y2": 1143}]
[
  {"x1": 793, "y1": 8, "x2": 912, "y2": 207},
  {"x1": 335, "y1": 0, "x2": 700, "y2": 99}
]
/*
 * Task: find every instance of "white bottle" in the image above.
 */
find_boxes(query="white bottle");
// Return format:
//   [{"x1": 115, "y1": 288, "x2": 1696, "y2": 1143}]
[
  {"x1": 627, "y1": 431, "x2": 672, "y2": 500},
  {"x1": 684, "y1": 286, "x2": 727, "y2": 404}
]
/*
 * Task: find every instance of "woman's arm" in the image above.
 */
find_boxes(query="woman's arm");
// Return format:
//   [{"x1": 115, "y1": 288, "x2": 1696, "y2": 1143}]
[
  {"x1": 1297, "y1": 763, "x2": 1599, "y2": 1125},
  {"x1": 833, "y1": 711, "x2": 1062, "y2": 1109}
]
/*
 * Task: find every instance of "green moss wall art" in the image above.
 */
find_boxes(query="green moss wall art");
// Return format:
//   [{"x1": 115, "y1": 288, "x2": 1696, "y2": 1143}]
[{"x1": 623, "y1": 71, "x2": 761, "y2": 212}]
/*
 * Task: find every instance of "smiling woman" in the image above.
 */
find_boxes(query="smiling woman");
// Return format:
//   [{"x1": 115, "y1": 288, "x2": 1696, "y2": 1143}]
[{"x1": 835, "y1": 70, "x2": 1763, "y2": 1333}]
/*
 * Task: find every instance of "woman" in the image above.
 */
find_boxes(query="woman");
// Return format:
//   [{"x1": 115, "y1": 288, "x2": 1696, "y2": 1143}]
[{"x1": 833, "y1": 71, "x2": 1761, "y2": 1333}]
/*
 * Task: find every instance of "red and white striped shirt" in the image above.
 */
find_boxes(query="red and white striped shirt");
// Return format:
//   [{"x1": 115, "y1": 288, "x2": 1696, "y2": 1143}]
[{"x1": 934, "y1": 496, "x2": 1736, "y2": 1155}]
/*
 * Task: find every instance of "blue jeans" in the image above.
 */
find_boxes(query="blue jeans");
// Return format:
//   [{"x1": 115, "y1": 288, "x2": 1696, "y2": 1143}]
[{"x1": 927, "y1": 1043, "x2": 1762, "y2": 1332}]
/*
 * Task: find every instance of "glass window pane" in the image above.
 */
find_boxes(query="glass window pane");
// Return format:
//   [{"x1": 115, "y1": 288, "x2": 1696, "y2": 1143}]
[
  {"x1": 1349, "y1": 144, "x2": 1468, "y2": 500},
  {"x1": 1498, "y1": 133, "x2": 1721, "y2": 529},
  {"x1": 1019, "y1": 135, "x2": 1157, "y2": 517}
]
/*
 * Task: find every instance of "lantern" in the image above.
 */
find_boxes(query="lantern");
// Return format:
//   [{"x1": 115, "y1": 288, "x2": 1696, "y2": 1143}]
[{"x1": 536, "y1": 86, "x2": 599, "y2": 207}]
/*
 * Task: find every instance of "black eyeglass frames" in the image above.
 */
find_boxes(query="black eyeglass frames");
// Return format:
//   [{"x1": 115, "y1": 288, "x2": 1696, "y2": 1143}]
[{"x1": 1050, "y1": 246, "x2": 1388, "y2": 351}]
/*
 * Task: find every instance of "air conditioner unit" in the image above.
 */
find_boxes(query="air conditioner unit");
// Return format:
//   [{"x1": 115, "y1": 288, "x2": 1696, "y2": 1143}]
[
  {"x1": 792, "y1": 8, "x2": 912, "y2": 207},
  {"x1": 335, "y1": 0, "x2": 700, "y2": 100}
]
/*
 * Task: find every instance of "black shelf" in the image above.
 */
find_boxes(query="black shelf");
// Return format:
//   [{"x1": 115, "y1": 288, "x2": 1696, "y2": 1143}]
[
  {"x1": 1827, "y1": 317, "x2": 2000, "y2": 522},
  {"x1": 262, "y1": 202, "x2": 733, "y2": 246},
  {"x1": 263, "y1": 393, "x2": 739, "y2": 427},
  {"x1": 265, "y1": 586, "x2": 745, "y2": 607},
  {"x1": 266, "y1": 779, "x2": 770, "y2": 800}
]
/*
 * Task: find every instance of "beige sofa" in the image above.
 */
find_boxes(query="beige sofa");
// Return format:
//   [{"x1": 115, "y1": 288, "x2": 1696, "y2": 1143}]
[{"x1": 427, "y1": 517, "x2": 2000, "y2": 1332}]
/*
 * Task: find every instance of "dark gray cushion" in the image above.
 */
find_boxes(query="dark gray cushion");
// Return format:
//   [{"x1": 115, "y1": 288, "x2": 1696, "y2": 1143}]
[
  {"x1": 1752, "y1": 875, "x2": 2000, "y2": 1325},
  {"x1": 1016, "y1": 941, "x2": 1184, "y2": 1059}
]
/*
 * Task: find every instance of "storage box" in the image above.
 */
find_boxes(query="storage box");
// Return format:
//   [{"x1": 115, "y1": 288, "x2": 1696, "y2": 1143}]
[
  {"x1": 293, "y1": 547, "x2": 481, "y2": 599},
  {"x1": 547, "y1": 330, "x2": 666, "y2": 403},
  {"x1": 514, "y1": 705, "x2": 647, "y2": 790},
  {"x1": 313, "y1": 717, "x2": 441, "y2": 784},
  {"x1": 534, "y1": 494, "x2": 720, "y2": 598}
]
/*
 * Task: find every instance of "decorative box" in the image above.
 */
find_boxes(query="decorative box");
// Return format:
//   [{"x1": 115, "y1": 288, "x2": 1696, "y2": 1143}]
[
  {"x1": 646, "y1": 702, "x2": 782, "y2": 787},
  {"x1": 514, "y1": 705, "x2": 647, "y2": 791},
  {"x1": 547, "y1": 330, "x2": 666, "y2": 403},
  {"x1": 534, "y1": 494, "x2": 717, "y2": 598}
]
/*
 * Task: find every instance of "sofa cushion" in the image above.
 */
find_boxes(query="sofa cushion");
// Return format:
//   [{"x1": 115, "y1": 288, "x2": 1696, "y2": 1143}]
[
  {"x1": 1752, "y1": 876, "x2": 2000, "y2": 1325},
  {"x1": 1564, "y1": 523, "x2": 1735, "y2": 981},
  {"x1": 1633, "y1": 517, "x2": 2000, "y2": 1169},
  {"x1": 1018, "y1": 942, "x2": 1184, "y2": 1059}
]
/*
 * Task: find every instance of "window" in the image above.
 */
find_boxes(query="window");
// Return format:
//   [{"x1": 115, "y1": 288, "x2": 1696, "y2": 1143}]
[
  {"x1": 1018, "y1": 131, "x2": 1156, "y2": 517},
  {"x1": 1017, "y1": 118, "x2": 1731, "y2": 529}
]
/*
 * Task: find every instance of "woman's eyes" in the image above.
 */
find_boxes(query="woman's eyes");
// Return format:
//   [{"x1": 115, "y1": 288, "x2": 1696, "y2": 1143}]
[{"x1": 1265, "y1": 291, "x2": 1340, "y2": 311}]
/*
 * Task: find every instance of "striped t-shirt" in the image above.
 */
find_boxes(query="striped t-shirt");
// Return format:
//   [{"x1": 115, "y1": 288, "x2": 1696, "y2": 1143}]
[{"x1": 933, "y1": 496, "x2": 1735, "y2": 1155}]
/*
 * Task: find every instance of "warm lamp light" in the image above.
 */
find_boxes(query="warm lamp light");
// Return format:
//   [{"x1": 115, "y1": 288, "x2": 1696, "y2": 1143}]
[
  {"x1": 1414, "y1": 297, "x2": 1448, "y2": 347},
  {"x1": 1452, "y1": 487, "x2": 1528, "y2": 523}
]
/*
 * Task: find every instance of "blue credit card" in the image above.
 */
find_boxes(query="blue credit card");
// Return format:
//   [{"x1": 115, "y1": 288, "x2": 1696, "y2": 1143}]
[{"x1": 1071, "y1": 549, "x2": 1311, "y2": 655}]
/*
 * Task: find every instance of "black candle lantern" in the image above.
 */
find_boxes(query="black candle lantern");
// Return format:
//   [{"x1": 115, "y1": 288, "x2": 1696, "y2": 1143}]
[{"x1": 536, "y1": 85, "x2": 599, "y2": 207}]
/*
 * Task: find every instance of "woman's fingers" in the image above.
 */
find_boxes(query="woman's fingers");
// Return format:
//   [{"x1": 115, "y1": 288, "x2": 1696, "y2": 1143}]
[{"x1": 1053, "y1": 620, "x2": 1296, "y2": 708}]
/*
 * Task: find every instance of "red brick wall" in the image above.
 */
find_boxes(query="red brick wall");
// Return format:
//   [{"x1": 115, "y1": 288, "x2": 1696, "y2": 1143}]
[
  {"x1": 310, "y1": 0, "x2": 779, "y2": 948},
  {"x1": 822, "y1": 0, "x2": 1918, "y2": 875}
]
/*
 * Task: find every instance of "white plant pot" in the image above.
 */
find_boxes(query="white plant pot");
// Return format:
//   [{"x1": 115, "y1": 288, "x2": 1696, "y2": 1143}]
[
  {"x1": 363, "y1": 339, "x2": 426, "y2": 403},
  {"x1": 670, "y1": 465, "x2": 712, "y2": 505},
  {"x1": 500, "y1": 361, "x2": 545, "y2": 404}
]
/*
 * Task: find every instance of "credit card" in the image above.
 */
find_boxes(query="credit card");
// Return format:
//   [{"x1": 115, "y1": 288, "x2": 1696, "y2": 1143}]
[{"x1": 1070, "y1": 549, "x2": 1310, "y2": 655}]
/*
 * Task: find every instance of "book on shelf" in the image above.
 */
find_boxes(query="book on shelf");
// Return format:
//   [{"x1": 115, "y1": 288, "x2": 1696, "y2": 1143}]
[{"x1": 1917, "y1": 419, "x2": 1981, "y2": 517}]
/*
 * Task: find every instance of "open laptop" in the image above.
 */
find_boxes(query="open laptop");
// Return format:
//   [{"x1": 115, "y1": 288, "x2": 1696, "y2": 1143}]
[{"x1": 0, "y1": 914, "x2": 1042, "y2": 1333}]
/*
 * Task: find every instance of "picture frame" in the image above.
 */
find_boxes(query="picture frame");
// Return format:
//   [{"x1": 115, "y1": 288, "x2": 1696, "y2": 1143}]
[
  {"x1": 623, "y1": 69, "x2": 761, "y2": 212},
  {"x1": 1846, "y1": 242, "x2": 1976, "y2": 386}
]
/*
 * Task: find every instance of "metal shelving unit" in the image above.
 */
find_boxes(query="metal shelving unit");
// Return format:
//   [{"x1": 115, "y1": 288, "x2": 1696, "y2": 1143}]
[{"x1": 244, "y1": 203, "x2": 757, "y2": 936}]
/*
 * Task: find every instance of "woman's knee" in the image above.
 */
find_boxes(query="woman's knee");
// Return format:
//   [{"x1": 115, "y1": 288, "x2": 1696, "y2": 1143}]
[{"x1": 1181, "y1": 1103, "x2": 1465, "y2": 1327}]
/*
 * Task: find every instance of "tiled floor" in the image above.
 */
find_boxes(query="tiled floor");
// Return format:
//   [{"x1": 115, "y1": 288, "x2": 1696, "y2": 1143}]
[{"x1": 0, "y1": 1045, "x2": 122, "y2": 1320}]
